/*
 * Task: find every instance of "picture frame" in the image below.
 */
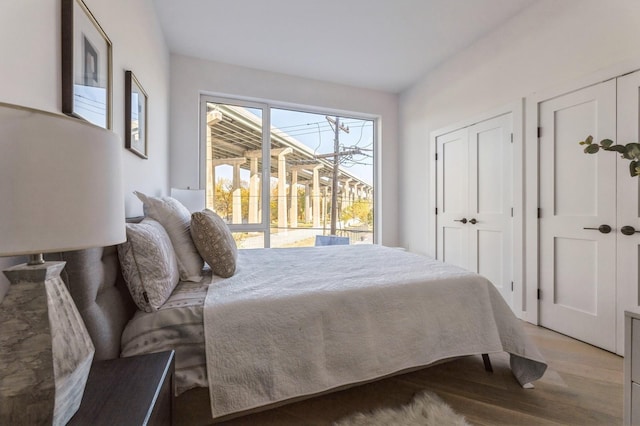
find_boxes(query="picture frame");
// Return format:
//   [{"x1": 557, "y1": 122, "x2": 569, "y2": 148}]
[
  {"x1": 125, "y1": 71, "x2": 148, "y2": 159},
  {"x1": 61, "y1": 0, "x2": 112, "y2": 129}
]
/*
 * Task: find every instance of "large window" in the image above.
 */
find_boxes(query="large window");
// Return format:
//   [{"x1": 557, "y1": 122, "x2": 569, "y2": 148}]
[{"x1": 201, "y1": 96, "x2": 375, "y2": 248}]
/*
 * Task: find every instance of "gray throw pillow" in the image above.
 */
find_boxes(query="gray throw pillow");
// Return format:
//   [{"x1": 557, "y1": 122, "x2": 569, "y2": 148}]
[
  {"x1": 117, "y1": 219, "x2": 180, "y2": 312},
  {"x1": 190, "y1": 210, "x2": 238, "y2": 278}
]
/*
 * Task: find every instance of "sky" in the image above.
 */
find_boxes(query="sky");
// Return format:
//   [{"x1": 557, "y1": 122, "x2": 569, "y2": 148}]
[
  {"x1": 212, "y1": 104, "x2": 374, "y2": 188},
  {"x1": 270, "y1": 107, "x2": 374, "y2": 185}
]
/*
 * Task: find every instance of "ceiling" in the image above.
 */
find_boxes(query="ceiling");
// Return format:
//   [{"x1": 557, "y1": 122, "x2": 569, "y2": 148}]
[{"x1": 153, "y1": 0, "x2": 536, "y2": 94}]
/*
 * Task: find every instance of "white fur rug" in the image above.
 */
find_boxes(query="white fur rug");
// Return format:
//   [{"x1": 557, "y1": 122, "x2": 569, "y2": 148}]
[{"x1": 333, "y1": 391, "x2": 470, "y2": 426}]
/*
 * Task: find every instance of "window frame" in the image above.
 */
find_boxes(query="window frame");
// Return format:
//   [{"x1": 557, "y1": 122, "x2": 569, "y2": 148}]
[{"x1": 199, "y1": 94, "x2": 379, "y2": 247}]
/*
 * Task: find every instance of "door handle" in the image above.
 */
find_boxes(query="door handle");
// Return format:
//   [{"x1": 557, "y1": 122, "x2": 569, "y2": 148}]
[
  {"x1": 469, "y1": 218, "x2": 477, "y2": 225},
  {"x1": 583, "y1": 224, "x2": 612, "y2": 234},
  {"x1": 454, "y1": 218, "x2": 468, "y2": 224},
  {"x1": 621, "y1": 225, "x2": 640, "y2": 236}
]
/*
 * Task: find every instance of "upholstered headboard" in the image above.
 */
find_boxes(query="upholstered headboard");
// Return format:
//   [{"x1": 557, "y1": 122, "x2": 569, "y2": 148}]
[{"x1": 46, "y1": 245, "x2": 136, "y2": 360}]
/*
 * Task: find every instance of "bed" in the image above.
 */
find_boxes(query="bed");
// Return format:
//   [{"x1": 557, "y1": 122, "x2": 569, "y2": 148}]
[{"x1": 51, "y1": 240, "x2": 547, "y2": 420}]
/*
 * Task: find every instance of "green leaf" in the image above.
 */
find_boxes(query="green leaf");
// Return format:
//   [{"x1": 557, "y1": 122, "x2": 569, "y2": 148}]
[
  {"x1": 584, "y1": 144, "x2": 600, "y2": 154},
  {"x1": 585, "y1": 135, "x2": 594, "y2": 145},
  {"x1": 625, "y1": 143, "x2": 640, "y2": 160},
  {"x1": 605, "y1": 145, "x2": 626, "y2": 154},
  {"x1": 600, "y1": 139, "x2": 614, "y2": 148}
]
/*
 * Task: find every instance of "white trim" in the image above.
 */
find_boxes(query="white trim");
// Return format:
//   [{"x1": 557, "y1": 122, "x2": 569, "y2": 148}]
[
  {"x1": 198, "y1": 93, "x2": 381, "y2": 246},
  {"x1": 523, "y1": 95, "x2": 539, "y2": 324},
  {"x1": 199, "y1": 95, "x2": 271, "y2": 244}
]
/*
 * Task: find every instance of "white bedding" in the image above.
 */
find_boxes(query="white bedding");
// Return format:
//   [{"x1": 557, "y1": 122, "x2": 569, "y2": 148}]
[
  {"x1": 120, "y1": 274, "x2": 224, "y2": 394},
  {"x1": 203, "y1": 245, "x2": 547, "y2": 419}
]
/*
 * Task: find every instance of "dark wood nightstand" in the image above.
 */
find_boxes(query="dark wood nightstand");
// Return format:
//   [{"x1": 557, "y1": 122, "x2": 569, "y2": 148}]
[{"x1": 69, "y1": 350, "x2": 175, "y2": 426}]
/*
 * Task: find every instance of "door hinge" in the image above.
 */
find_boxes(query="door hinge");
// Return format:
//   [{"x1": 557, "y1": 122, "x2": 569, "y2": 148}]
[
  {"x1": 511, "y1": 281, "x2": 514, "y2": 291},
  {"x1": 537, "y1": 127, "x2": 541, "y2": 138},
  {"x1": 537, "y1": 207, "x2": 541, "y2": 219},
  {"x1": 511, "y1": 207, "x2": 514, "y2": 217},
  {"x1": 537, "y1": 289, "x2": 541, "y2": 300},
  {"x1": 435, "y1": 153, "x2": 438, "y2": 161},
  {"x1": 510, "y1": 133, "x2": 514, "y2": 143},
  {"x1": 435, "y1": 207, "x2": 438, "y2": 215}
]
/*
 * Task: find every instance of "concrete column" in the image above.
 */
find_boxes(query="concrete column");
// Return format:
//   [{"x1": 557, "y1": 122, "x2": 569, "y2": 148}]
[
  {"x1": 289, "y1": 168, "x2": 298, "y2": 228},
  {"x1": 342, "y1": 178, "x2": 352, "y2": 211},
  {"x1": 211, "y1": 157, "x2": 246, "y2": 223},
  {"x1": 244, "y1": 149, "x2": 264, "y2": 224},
  {"x1": 355, "y1": 183, "x2": 363, "y2": 201},
  {"x1": 304, "y1": 183, "x2": 311, "y2": 224},
  {"x1": 247, "y1": 154, "x2": 260, "y2": 223},
  {"x1": 206, "y1": 111, "x2": 222, "y2": 211},
  {"x1": 232, "y1": 162, "x2": 242, "y2": 224},
  {"x1": 322, "y1": 186, "x2": 329, "y2": 230},
  {"x1": 312, "y1": 165, "x2": 323, "y2": 228},
  {"x1": 274, "y1": 148, "x2": 293, "y2": 231}
]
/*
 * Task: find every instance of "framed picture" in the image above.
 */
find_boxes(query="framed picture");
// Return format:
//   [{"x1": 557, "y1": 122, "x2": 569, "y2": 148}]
[
  {"x1": 61, "y1": 0, "x2": 112, "y2": 129},
  {"x1": 125, "y1": 71, "x2": 148, "y2": 159}
]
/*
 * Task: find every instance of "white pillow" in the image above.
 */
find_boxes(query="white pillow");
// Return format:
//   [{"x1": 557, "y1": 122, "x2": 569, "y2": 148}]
[
  {"x1": 117, "y1": 219, "x2": 180, "y2": 312},
  {"x1": 134, "y1": 191, "x2": 204, "y2": 282}
]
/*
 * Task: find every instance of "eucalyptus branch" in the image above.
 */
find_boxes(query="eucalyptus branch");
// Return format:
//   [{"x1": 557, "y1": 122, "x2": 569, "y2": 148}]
[{"x1": 580, "y1": 135, "x2": 640, "y2": 177}]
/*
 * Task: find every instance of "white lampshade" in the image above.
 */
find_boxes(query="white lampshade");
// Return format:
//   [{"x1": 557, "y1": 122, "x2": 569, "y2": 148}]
[
  {"x1": 0, "y1": 103, "x2": 125, "y2": 425},
  {"x1": 171, "y1": 187, "x2": 206, "y2": 213},
  {"x1": 0, "y1": 103, "x2": 125, "y2": 256}
]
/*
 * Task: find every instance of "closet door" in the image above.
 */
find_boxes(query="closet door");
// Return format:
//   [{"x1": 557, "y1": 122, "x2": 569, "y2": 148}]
[
  {"x1": 436, "y1": 114, "x2": 513, "y2": 309},
  {"x1": 616, "y1": 70, "x2": 640, "y2": 355},
  {"x1": 538, "y1": 80, "x2": 617, "y2": 352},
  {"x1": 468, "y1": 114, "x2": 513, "y2": 307},
  {"x1": 436, "y1": 128, "x2": 469, "y2": 269}
]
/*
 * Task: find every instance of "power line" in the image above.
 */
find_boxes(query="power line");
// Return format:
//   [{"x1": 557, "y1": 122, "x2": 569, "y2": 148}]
[{"x1": 327, "y1": 115, "x2": 349, "y2": 235}]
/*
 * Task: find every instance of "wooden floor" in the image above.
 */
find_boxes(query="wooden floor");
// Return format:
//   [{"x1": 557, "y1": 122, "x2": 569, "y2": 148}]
[{"x1": 175, "y1": 323, "x2": 623, "y2": 425}]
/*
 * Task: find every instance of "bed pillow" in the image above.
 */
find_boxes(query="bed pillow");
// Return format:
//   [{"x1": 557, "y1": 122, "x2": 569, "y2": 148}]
[
  {"x1": 134, "y1": 191, "x2": 204, "y2": 282},
  {"x1": 190, "y1": 209, "x2": 238, "y2": 278},
  {"x1": 117, "y1": 219, "x2": 180, "y2": 312}
]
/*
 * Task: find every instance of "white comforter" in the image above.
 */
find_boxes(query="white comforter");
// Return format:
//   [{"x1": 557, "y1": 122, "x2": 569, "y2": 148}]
[{"x1": 203, "y1": 245, "x2": 547, "y2": 419}]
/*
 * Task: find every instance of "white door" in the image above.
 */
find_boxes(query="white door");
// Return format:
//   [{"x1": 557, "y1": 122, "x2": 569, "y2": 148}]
[
  {"x1": 436, "y1": 114, "x2": 513, "y2": 308},
  {"x1": 616, "y1": 70, "x2": 640, "y2": 355},
  {"x1": 436, "y1": 127, "x2": 469, "y2": 269},
  {"x1": 538, "y1": 80, "x2": 617, "y2": 352},
  {"x1": 468, "y1": 115, "x2": 513, "y2": 307}
]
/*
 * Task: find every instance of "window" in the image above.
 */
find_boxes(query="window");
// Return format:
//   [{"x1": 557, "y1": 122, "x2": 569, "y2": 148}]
[{"x1": 201, "y1": 96, "x2": 375, "y2": 248}]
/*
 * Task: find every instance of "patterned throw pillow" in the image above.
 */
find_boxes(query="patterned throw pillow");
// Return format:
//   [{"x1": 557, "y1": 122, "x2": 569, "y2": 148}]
[
  {"x1": 134, "y1": 191, "x2": 204, "y2": 282},
  {"x1": 117, "y1": 219, "x2": 180, "y2": 312},
  {"x1": 190, "y1": 210, "x2": 238, "y2": 278}
]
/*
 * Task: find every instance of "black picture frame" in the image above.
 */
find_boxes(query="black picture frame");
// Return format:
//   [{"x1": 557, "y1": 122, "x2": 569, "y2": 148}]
[
  {"x1": 61, "y1": 0, "x2": 112, "y2": 129},
  {"x1": 125, "y1": 71, "x2": 148, "y2": 159}
]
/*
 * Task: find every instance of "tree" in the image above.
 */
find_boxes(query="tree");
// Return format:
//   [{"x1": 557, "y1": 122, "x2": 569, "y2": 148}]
[
  {"x1": 340, "y1": 199, "x2": 373, "y2": 227},
  {"x1": 215, "y1": 178, "x2": 233, "y2": 221},
  {"x1": 215, "y1": 178, "x2": 250, "y2": 222}
]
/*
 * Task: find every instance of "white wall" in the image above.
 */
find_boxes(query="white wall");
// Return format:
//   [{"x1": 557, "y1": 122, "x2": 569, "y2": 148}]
[
  {"x1": 0, "y1": 0, "x2": 170, "y2": 300},
  {"x1": 169, "y1": 54, "x2": 400, "y2": 246},
  {"x1": 399, "y1": 0, "x2": 640, "y2": 257}
]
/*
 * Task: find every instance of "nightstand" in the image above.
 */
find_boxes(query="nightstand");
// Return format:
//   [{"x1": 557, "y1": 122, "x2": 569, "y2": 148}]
[
  {"x1": 69, "y1": 350, "x2": 175, "y2": 426},
  {"x1": 625, "y1": 311, "x2": 640, "y2": 425}
]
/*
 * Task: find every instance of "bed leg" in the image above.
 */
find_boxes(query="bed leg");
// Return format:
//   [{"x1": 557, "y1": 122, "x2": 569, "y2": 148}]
[{"x1": 482, "y1": 354, "x2": 493, "y2": 373}]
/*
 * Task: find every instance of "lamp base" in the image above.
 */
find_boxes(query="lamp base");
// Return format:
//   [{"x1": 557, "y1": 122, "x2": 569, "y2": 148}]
[{"x1": 0, "y1": 261, "x2": 95, "y2": 426}]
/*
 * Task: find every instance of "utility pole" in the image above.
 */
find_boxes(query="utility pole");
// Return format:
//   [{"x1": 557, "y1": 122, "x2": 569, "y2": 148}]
[{"x1": 326, "y1": 116, "x2": 349, "y2": 235}]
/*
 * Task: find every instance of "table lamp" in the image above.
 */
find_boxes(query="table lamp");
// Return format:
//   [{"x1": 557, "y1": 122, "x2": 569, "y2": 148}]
[
  {"x1": 170, "y1": 187, "x2": 206, "y2": 213},
  {"x1": 0, "y1": 103, "x2": 125, "y2": 425}
]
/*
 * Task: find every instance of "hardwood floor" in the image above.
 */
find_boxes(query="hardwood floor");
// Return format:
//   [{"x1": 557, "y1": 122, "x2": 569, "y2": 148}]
[{"x1": 175, "y1": 323, "x2": 623, "y2": 425}]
